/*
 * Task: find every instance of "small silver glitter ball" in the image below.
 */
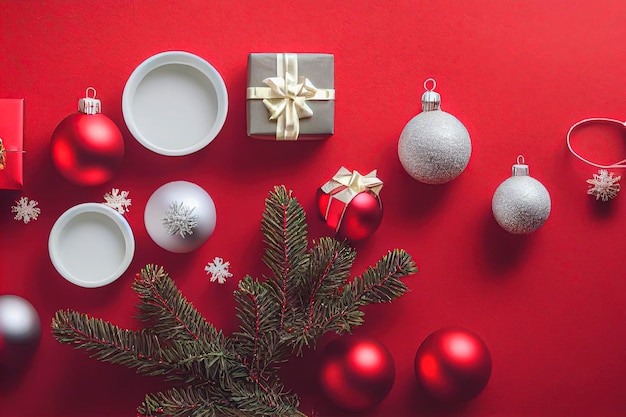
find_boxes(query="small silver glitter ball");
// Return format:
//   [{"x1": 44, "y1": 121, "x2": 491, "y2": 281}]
[{"x1": 492, "y1": 161, "x2": 551, "y2": 234}]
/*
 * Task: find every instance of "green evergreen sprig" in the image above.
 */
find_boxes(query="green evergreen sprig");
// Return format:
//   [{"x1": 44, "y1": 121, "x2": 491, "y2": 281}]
[{"x1": 51, "y1": 185, "x2": 417, "y2": 416}]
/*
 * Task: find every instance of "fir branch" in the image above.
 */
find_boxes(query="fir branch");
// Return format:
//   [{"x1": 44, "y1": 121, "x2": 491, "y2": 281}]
[
  {"x1": 228, "y1": 381, "x2": 304, "y2": 417},
  {"x1": 52, "y1": 311, "x2": 240, "y2": 389},
  {"x1": 132, "y1": 265, "x2": 245, "y2": 388},
  {"x1": 261, "y1": 186, "x2": 309, "y2": 332},
  {"x1": 233, "y1": 276, "x2": 289, "y2": 380},
  {"x1": 347, "y1": 248, "x2": 417, "y2": 304},
  {"x1": 138, "y1": 378, "x2": 302, "y2": 417},
  {"x1": 161, "y1": 338, "x2": 246, "y2": 388},
  {"x1": 323, "y1": 249, "x2": 417, "y2": 333},
  {"x1": 133, "y1": 265, "x2": 218, "y2": 342},
  {"x1": 281, "y1": 238, "x2": 356, "y2": 352},
  {"x1": 51, "y1": 310, "x2": 183, "y2": 381},
  {"x1": 304, "y1": 238, "x2": 355, "y2": 300},
  {"x1": 138, "y1": 386, "x2": 237, "y2": 417}
]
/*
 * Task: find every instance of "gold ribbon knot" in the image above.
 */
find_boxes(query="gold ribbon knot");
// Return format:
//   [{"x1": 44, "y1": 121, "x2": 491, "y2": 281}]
[
  {"x1": 0, "y1": 138, "x2": 26, "y2": 170},
  {"x1": 0, "y1": 139, "x2": 6, "y2": 170},
  {"x1": 247, "y1": 53, "x2": 335, "y2": 140},
  {"x1": 322, "y1": 167, "x2": 384, "y2": 205},
  {"x1": 261, "y1": 75, "x2": 317, "y2": 139}
]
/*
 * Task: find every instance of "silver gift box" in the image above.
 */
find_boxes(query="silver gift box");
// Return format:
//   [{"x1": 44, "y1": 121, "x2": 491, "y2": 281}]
[{"x1": 246, "y1": 53, "x2": 335, "y2": 140}]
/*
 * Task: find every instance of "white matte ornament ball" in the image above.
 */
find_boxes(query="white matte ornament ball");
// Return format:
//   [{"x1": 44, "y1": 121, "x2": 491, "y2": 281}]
[
  {"x1": 144, "y1": 181, "x2": 216, "y2": 253},
  {"x1": 492, "y1": 157, "x2": 551, "y2": 234},
  {"x1": 0, "y1": 295, "x2": 41, "y2": 346},
  {"x1": 398, "y1": 79, "x2": 471, "y2": 184}
]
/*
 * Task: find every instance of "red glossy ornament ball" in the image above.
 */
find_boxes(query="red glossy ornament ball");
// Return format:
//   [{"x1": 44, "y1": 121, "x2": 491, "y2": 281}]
[
  {"x1": 317, "y1": 190, "x2": 383, "y2": 241},
  {"x1": 50, "y1": 112, "x2": 124, "y2": 186},
  {"x1": 338, "y1": 192, "x2": 383, "y2": 240},
  {"x1": 414, "y1": 327, "x2": 492, "y2": 403},
  {"x1": 318, "y1": 336, "x2": 395, "y2": 412}
]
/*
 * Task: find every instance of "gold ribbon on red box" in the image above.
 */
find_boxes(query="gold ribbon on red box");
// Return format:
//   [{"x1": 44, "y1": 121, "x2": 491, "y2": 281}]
[
  {"x1": 0, "y1": 99, "x2": 24, "y2": 190},
  {"x1": 247, "y1": 53, "x2": 335, "y2": 140},
  {"x1": 319, "y1": 167, "x2": 383, "y2": 231}
]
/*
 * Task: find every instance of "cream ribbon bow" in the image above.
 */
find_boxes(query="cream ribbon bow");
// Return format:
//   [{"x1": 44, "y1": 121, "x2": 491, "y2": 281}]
[
  {"x1": 261, "y1": 75, "x2": 317, "y2": 140},
  {"x1": 247, "y1": 53, "x2": 335, "y2": 140},
  {"x1": 321, "y1": 167, "x2": 384, "y2": 206}
]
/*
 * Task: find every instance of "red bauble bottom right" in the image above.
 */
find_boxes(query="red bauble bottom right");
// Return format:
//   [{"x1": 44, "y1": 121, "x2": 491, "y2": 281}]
[{"x1": 414, "y1": 326, "x2": 492, "y2": 403}]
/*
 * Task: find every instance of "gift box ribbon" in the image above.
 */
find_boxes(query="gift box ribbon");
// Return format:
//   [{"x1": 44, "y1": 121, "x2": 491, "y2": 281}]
[
  {"x1": 0, "y1": 138, "x2": 24, "y2": 171},
  {"x1": 247, "y1": 53, "x2": 335, "y2": 140},
  {"x1": 0, "y1": 138, "x2": 7, "y2": 170},
  {"x1": 321, "y1": 167, "x2": 383, "y2": 225}
]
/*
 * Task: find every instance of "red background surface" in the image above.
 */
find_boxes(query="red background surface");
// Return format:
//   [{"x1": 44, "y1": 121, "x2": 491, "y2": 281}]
[{"x1": 2, "y1": 1, "x2": 626, "y2": 416}]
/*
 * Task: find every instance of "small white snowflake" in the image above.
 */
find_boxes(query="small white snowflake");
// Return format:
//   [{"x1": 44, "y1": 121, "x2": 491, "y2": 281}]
[
  {"x1": 11, "y1": 196, "x2": 41, "y2": 224},
  {"x1": 103, "y1": 188, "x2": 132, "y2": 214},
  {"x1": 162, "y1": 201, "x2": 198, "y2": 238},
  {"x1": 586, "y1": 169, "x2": 621, "y2": 202},
  {"x1": 204, "y1": 257, "x2": 233, "y2": 284}
]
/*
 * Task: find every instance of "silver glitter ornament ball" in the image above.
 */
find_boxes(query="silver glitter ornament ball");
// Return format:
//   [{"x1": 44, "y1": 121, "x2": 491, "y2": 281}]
[
  {"x1": 398, "y1": 79, "x2": 471, "y2": 184},
  {"x1": 492, "y1": 157, "x2": 551, "y2": 234}
]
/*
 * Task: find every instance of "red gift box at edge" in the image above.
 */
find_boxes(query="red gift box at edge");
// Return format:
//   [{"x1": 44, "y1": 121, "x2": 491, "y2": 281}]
[
  {"x1": 0, "y1": 99, "x2": 24, "y2": 190},
  {"x1": 316, "y1": 167, "x2": 384, "y2": 241}
]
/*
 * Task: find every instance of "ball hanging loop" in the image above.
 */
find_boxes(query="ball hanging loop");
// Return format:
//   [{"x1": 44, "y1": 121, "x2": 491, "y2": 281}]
[
  {"x1": 424, "y1": 77, "x2": 436, "y2": 91},
  {"x1": 512, "y1": 154, "x2": 529, "y2": 176},
  {"x1": 492, "y1": 155, "x2": 551, "y2": 234},
  {"x1": 421, "y1": 78, "x2": 441, "y2": 112},
  {"x1": 78, "y1": 86, "x2": 102, "y2": 115},
  {"x1": 398, "y1": 78, "x2": 471, "y2": 184}
]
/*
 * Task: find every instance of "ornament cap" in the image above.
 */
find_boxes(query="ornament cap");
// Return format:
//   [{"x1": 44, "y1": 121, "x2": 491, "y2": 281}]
[
  {"x1": 78, "y1": 87, "x2": 101, "y2": 115},
  {"x1": 512, "y1": 155, "x2": 529, "y2": 176},
  {"x1": 421, "y1": 78, "x2": 441, "y2": 112}
]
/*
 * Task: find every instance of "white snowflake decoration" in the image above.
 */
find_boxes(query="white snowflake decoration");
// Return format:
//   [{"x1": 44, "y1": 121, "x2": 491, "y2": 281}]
[
  {"x1": 586, "y1": 169, "x2": 621, "y2": 202},
  {"x1": 11, "y1": 196, "x2": 41, "y2": 224},
  {"x1": 204, "y1": 257, "x2": 233, "y2": 284},
  {"x1": 162, "y1": 201, "x2": 198, "y2": 238},
  {"x1": 103, "y1": 188, "x2": 131, "y2": 214}
]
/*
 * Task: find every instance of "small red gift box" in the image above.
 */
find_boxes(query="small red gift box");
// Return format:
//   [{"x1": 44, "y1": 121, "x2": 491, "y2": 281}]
[
  {"x1": 0, "y1": 99, "x2": 24, "y2": 190},
  {"x1": 316, "y1": 167, "x2": 384, "y2": 241}
]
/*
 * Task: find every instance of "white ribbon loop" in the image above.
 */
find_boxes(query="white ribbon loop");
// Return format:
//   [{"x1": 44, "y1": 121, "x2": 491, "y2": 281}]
[{"x1": 567, "y1": 117, "x2": 626, "y2": 168}]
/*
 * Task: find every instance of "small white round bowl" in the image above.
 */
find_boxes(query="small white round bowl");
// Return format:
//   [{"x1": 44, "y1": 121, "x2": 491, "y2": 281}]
[
  {"x1": 122, "y1": 51, "x2": 228, "y2": 156},
  {"x1": 49, "y1": 203, "x2": 135, "y2": 288}
]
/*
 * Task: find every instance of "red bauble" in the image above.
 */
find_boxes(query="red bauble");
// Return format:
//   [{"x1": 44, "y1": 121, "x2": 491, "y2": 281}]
[
  {"x1": 414, "y1": 327, "x2": 492, "y2": 403},
  {"x1": 338, "y1": 191, "x2": 383, "y2": 240},
  {"x1": 317, "y1": 336, "x2": 395, "y2": 412},
  {"x1": 50, "y1": 91, "x2": 124, "y2": 186},
  {"x1": 316, "y1": 190, "x2": 383, "y2": 241}
]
